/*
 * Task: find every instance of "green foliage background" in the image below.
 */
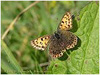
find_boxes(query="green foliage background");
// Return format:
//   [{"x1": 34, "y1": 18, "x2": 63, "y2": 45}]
[{"x1": 1, "y1": 1, "x2": 99, "y2": 74}]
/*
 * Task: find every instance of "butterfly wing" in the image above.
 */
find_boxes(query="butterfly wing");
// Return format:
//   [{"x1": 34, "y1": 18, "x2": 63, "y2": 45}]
[
  {"x1": 49, "y1": 31, "x2": 77, "y2": 58},
  {"x1": 60, "y1": 30, "x2": 77, "y2": 50},
  {"x1": 49, "y1": 36, "x2": 66, "y2": 58},
  {"x1": 31, "y1": 35, "x2": 51, "y2": 50},
  {"x1": 66, "y1": 33, "x2": 77, "y2": 49},
  {"x1": 58, "y1": 12, "x2": 72, "y2": 31}
]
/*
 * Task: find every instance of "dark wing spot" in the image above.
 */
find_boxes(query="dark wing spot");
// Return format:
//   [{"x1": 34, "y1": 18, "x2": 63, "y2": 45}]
[
  {"x1": 38, "y1": 46, "x2": 41, "y2": 47},
  {"x1": 65, "y1": 26, "x2": 68, "y2": 28},
  {"x1": 41, "y1": 38, "x2": 43, "y2": 41},
  {"x1": 45, "y1": 37, "x2": 47, "y2": 39},
  {"x1": 68, "y1": 19, "x2": 70, "y2": 21},
  {"x1": 60, "y1": 53, "x2": 62, "y2": 56},
  {"x1": 42, "y1": 46, "x2": 44, "y2": 48},
  {"x1": 64, "y1": 16, "x2": 66, "y2": 18},
  {"x1": 66, "y1": 14, "x2": 68, "y2": 16},
  {"x1": 68, "y1": 25, "x2": 70, "y2": 27},
  {"x1": 40, "y1": 42, "x2": 43, "y2": 45},
  {"x1": 36, "y1": 44, "x2": 39, "y2": 47},
  {"x1": 45, "y1": 42, "x2": 47, "y2": 45},
  {"x1": 60, "y1": 24, "x2": 62, "y2": 26},
  {"x1": 65, "y1": 21, "x2": 67, "y2": 24},
  {"x1": 61, "y1": 21, "x2": 64, "y2": 24}
]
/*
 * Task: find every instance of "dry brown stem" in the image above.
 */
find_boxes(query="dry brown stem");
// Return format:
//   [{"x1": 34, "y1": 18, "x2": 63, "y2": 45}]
[{"x1": 2, "y1": 1, "x2": 39, "y2": 40}]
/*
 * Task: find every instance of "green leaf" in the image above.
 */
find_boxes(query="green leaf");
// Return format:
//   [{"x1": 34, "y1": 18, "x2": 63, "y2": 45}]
[
  {"x1": 1, "y1": 40, "x2": 24, "y2": 74},
  {"x1": 47, "y1": 2, "x2": 99, "y2": 74},
  {"x1": 47, "y1": 59, "x2": 67, "y2": 74}
]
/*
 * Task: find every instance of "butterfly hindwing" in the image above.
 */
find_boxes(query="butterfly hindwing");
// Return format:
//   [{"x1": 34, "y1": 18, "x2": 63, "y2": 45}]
[
  {"x1": 59, "y1": 30, "x2": 77, "y2": 50},
  {"x1": 49, "y1": 35, "x2": 66, "y2": 58},
  {"x1": 66, "y1": 34, "x2": 77, "y2": 49},
  {"x1": 58, "y1": 12, "x2": 72, "y2": 31},
  {"x1": 31, "y1": 35, "x2": 50, "y2": 50},
  {"x1": 49, "y1": 30, "x2": 77, "y2": 58}
]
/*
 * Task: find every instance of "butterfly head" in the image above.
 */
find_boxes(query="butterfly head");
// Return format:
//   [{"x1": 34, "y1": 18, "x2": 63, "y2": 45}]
[{"x1": 54, "y1": 32, "x2": 60, "y2": 39}]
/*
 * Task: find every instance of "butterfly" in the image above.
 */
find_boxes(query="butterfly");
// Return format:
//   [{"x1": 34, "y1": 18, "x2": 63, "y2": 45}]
[{"x1": 31, "y1": 12, "x2": 77, "y2": 58}]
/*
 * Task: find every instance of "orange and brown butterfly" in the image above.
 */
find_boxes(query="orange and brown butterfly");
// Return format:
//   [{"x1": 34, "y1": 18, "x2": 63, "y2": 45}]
[{"x1": 31, "y1": 12, "x2": 77, "y2": 58}]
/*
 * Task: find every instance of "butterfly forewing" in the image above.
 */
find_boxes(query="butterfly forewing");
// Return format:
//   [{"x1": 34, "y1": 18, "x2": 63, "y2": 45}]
[
  {"x1": 58, "y1": 12, "x2": 72, "y2": 31},
  {"x1": 31, "y1": 35, "x2": 51, "y2": 50}
]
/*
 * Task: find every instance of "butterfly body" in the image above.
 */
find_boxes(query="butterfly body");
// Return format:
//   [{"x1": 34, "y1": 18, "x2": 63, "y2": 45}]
[
  {"x1": 54, "y1": 32, "x2": 60, "y2": 39},
  {"x1": 31, "y1": 12, "x2": 77, "y2": 58}
]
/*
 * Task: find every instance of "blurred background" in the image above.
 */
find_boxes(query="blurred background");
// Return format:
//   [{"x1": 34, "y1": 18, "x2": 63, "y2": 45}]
[{"x1": 1, "y1": 1, "x2": 91, "y2": 74}]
